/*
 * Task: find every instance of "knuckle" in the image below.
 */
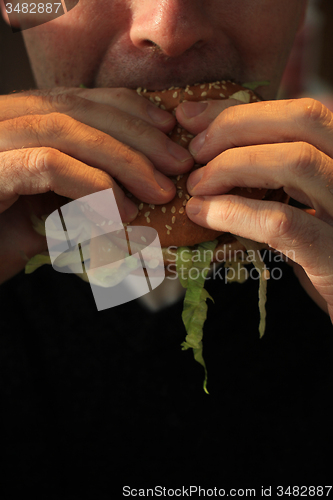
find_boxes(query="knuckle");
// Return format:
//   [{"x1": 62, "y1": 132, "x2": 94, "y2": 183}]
[
  {"x1": 218, "y1": 197, "x2": 240, "y2": 225},
  {"x1": 265, "y1": 203, "x2": 294, "y2": 242},
  {"x1": 39, "y1": 112, "x2": 74, "y2": 139},
  {"x1": 50, "y1": 92, "x2": 81, "y2": 111},
  {"x1": 264, "y1": 203, "x2": 319, "y2": 249},
  {"x1": 290, "y1": 142, "x2": 318, "y2": 178},
  {"x1": 296, "y1": 98, "x2": 330, "y2": 126},
  {"x1": 116, "y1": 142, "x2": 146, "y2": 168},
  {"x1": 123, "y1": 115, "x2": 153, "y2": 139},
  {"x1": 27, "y1": 147, "x2": 59, "y2": 177}
]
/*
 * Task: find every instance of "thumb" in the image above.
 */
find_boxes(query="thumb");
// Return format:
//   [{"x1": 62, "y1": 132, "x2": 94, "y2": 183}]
[{"x1": 176, "y1": 98, "x2": 246, "y2": 135}]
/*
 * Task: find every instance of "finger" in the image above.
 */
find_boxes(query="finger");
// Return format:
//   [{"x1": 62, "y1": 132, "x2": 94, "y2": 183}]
[
  {"x1": 0, "y1": 113, "x2": 179, "y2": 204},
  {"x1": 175, "y1": 98, "x2": 242, "y2": 135},
  {"x1": 0, "y1": 148, "x2": 138, "y2": 222},
  {"x1": 0, "y1": 93, "x2": 193, "y2": 174},
  {"x1": 187, "y1": 142, "x2": 333, "y2": 225},
  {"x1": 2, "y1": 87, "x2": 176, "y2": 132},
  {"x1": 187, "y1": 98, "x2": 333, "y2": 163},
  {"x1": 186, "y1": 194, "x2": 333, "y2": 311}
]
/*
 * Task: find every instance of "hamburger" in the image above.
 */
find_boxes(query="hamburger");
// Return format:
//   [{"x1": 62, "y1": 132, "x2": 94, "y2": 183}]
[{"x1": 128, "y1": 81, "x2": 288, "y2": 268}]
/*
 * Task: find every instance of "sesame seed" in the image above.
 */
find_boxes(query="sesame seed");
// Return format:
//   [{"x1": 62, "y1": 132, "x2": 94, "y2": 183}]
[
  {"x1": 173, "y1": 91, "x2": 178, "y2": 98},
  {"x1": 100, "y1": 220, "x2": 106, "y2": 227},
  {"x1": 187, "y1": 90, "x2": 194, "y2": 95},
  {"x1": 171, "y1": 206, "x2": 176, "y2": 213},
  {"x1": 161, "y1": 207, "x2": 166, "y2": 213},
  {"x1": 146, "y1": 217, "x2": 151, "y2": 223},
  {"x1": 185, "y1": 194, "x2": 190, "y2": 200},
  {"x1": 213, "y1": 85, "x2": 221, "y2": 89},
  {"x1": 155, "y1": 96, "x2": 161, "y2": 102},
  {"x1": 148, "y1": 258, "x2": 160, "y2": 269},
  {"x1": 179, "y1": 207, "x2": 185, "y2": 214},
  {"x1": 160, "y1": 105, "x2": 166, "y2": 110},
  {"x1": 167, "y1": 230, "x2": 170, "y2": 235},
  {"x1": 137, "y1": 87, "x2": 142, "y2": 93},
  {"x1": 183, "y1": 200, "x2": 187, "y2": 206},
  {"x1": 178, "y1": 191, "x2": 183, "y2": 198},
  {"x1": 201, "y1": 92, "x2": 207, "y2": 97},
  {"x1": 168, "y1": 86, "x2": 175, "y2": 90},
  {"x1": 149, "y1": 96, "x2": 155, "y2": 103},
  {"x1": 141, "y1": 236, "x2": 147, "y2": 243},
  {"x1": 187, "y1": 134, "x2": 194, "y2": 138},
  {"x1": 149, "y1": 204, "x2": 155, "y2": 209},
  {"x1": 172, "y1": 216, "x2": 176, "y2": 224},
  {"x1": 219, "y1": 93, "x2": 225, "y2": 98},
  {"x1": 139, "y1": 203, "x2": 144, "y2": 210},
  {"x1": 144, "y1": 211, "x2": 150, "y2": 217},
  {"x1": 165, "y1": 225, "x2": 172, "y2": 230},
  {"x1": 200, "y1": 84, "x2": 205, "y2": 89}
]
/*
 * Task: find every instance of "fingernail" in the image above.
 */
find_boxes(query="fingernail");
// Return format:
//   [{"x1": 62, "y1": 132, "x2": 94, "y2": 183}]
[
  {"x1": 147, "y1": 104, "x2": 172, "y2": 124},
  {"x1": 154, "y1": 170, "x2": 176, "y2": 192},
  {"x1": 123, "y1": 196, "x2": 138, "y2": 221},
  {"x1": 189, "y1": 130, "x2": 206, "y2": 155},
  {"x1": 186, "y1": 196, "x2": 204, "y2": 216},
  {"x1": 181, "y1": 101, "x2": 208, "y2": 118},
  {"x1": 188, "y1": 168, "x2": 203, "y2": 191},
  {"x1": 167, "y1": 140, "x2": 192, "y2": 163}
]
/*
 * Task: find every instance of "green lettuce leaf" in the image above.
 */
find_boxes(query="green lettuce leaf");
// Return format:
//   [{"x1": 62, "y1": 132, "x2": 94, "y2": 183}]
[
  {"x1": 177, "y1": 240, "x2": 218, "y2": 394},
  {"x1": 233, "y1": 236, "x2": 269, "y2": 338}
]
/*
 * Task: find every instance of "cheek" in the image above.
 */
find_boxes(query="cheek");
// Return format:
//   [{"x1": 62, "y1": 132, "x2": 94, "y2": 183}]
[
  {"x1": 22, "y1": 5, "x2": 109, "y2": 86},
  {"x1": 23, "y1": 0, "x2": 131, "y2": 87},
  {"x1": 224, "y1": 2, "x2": 304, "y2": 95}
]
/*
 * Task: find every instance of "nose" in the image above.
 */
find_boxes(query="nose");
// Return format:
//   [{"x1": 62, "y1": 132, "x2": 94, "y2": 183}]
[{"x1": 129, "y1": 0, "x2": 212, "y2": 57}]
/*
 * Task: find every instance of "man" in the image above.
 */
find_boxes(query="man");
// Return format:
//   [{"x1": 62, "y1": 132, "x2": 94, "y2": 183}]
[{"x1": 0, "y1": 0, "x2": 332, "y2": 494}]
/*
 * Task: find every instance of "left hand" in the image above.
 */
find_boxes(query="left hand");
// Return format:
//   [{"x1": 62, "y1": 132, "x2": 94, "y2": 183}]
[{"x1": 175, "y1": 97, "x2": 333, "y2": 322}]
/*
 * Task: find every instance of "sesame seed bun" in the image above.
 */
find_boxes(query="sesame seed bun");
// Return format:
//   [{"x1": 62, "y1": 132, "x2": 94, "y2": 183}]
[{"x1": 126, "y1": 81, "x2": 288, "y2": 264}]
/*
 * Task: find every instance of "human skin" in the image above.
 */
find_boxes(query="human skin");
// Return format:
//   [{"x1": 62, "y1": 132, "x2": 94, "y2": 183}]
[{"x1": 1, "y1": 0, "x2": 333, "y2": 321}]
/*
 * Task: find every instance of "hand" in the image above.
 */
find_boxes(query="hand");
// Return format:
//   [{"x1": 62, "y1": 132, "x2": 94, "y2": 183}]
[
  {"x1": 0, "y1": 86, "x2": 194, "y2": 283},
  {"x1": 176, "y1": 97, "x2": 333, "y2": 322}
]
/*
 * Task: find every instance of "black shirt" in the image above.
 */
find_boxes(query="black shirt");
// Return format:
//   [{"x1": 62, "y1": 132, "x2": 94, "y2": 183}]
[{"x1": 1, "y1": 259, "x2": 332, "y2": 496}]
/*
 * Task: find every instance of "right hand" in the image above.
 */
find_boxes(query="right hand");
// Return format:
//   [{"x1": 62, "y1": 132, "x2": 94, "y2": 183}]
[{"x1": 0, "y1": 86, "x2": 194, "y2": 283}]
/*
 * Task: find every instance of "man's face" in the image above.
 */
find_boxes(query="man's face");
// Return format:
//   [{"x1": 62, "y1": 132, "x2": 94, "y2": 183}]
[{"x1": 16, "y1": 0, "x2": 306, "y2": 99}]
